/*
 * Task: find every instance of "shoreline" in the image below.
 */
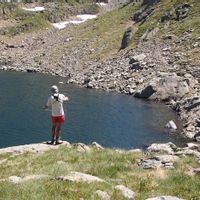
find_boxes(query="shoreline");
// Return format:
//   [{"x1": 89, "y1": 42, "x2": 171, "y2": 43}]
[{"x1": 0, "y1": 63, "x2": 199, "y2": 144}]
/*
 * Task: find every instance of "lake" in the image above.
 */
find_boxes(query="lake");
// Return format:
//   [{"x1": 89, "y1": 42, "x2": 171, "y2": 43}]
[{"x1": 0, "y1": 71, "x2": 188, "y2": 149}]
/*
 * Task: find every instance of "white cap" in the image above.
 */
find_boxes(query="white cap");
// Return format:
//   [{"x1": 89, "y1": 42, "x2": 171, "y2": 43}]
[{"x1": 50, "y1": 85, "x2": 58, "y2": 94}]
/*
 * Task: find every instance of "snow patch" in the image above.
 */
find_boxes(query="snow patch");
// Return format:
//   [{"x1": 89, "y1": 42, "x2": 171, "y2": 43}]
[
  {"x1": 52, "y1": 14, "x2": 97, "y2": 30},
  {"x1": 96, "y1": 2, "x2": 107, "y2": 6},
  {"x1": 22, "y1": 6, "x2": 45, "y2": 12}
]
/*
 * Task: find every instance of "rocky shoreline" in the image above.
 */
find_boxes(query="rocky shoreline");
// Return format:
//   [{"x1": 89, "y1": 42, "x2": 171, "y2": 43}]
[{"x1": 1, "y1": 35, "x2": 200, "y2": 142}]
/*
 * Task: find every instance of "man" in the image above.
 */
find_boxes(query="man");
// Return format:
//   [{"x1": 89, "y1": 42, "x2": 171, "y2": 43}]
[{"x1": 44, "y1": 85, "x2": 69, "y2": 145}]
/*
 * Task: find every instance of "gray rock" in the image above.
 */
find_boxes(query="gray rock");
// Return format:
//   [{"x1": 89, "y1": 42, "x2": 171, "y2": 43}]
[
  {"x1": 193, "y1": 168, "x2": 200, "y2": 175},
  {"x1": 165, "y1": 120, "x2": 177, "y2": 130},
  {"x1": 95, "y1": 190, "x2": 110, "y2": 200},
  {"x1": 138, "y1": 158, "x2": 163, "y2": 169},
  {"x1": 0, "y1": 141, "x2": 71, "y2": 155},
  {"x1": 56, "y1": 172, "x2": 104, "y2": 183},
  {"x1": 138, "y1": 155, "x2": 178, "y2": 169},
  {"x1": 133, "y1": 6, "x2": 154, "y2": 23},
  {"x1": 115, "y1": 185, "x2": 135, "y2": 199},
  {"x1": 8, "y1": 175, "x2": 48, "y2": 184},
  {"x1": 92, "y1": 142, "x2": 104, "y2": 150},
  {"x1": 75, "y1": 143, "x2": 91, "y2": 152},
  {"x1": 134, "y1": 85, "x2": 156, "y2": 98},
  {"x1": 147, "y1": 143, "x2": 177, "y2": 154},
  {"x1": 135, "y1": 74, "x2": 191, "y2": 100},
  {"x1": 146, "y1": 196, "x2": 184, "y2": 200},
  {"x1": 120, "y1": 27, "x2": 133, "y2": 49}
]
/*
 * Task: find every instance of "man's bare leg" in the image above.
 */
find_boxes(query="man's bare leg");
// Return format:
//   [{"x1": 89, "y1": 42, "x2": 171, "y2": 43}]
[
  {"x1": 48, "y1": 124, "x2": 56, "y2": 144},
  {"x1": 55, "y1": 123, "x2": 63, "y2": 145}
]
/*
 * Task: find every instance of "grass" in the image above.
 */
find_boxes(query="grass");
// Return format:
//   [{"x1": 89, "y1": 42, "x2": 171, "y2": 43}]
[{"x1": 0, "y1": 145, "x2": 200, "y2": 200}]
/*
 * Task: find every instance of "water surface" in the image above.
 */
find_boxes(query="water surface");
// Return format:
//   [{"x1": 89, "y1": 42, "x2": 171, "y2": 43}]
[{"x1": 0, "y1": 71, "x2": 187, "y2": 149}]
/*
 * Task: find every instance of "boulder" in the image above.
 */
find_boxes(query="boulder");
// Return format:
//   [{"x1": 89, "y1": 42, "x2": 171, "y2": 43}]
[
  {"x1": 75, "y1": 143, "x2": 91, "y2": 152},
  {"x1": 135, "y1": 74, "x2": 191, "y2": 100},
  {"x1": 165, "y1": 120, "x2": 177, "y2": 130},
  {"x1": 95, "y1": 190, "x2": 110, "y2": 200},
  {"x1": 115, "y1": 185, "x2": 135, "y2": 199},
  {"x1": 8, "y1": 175, "x2": 48, "y2": 184},
  {"x1": 138, "y1": 155, "x2": 178, "y2": 169},
  {"x1": 56, "y1": 172, "x2": 104, "y2": 183},
  {"x1": 134, "y1": 85, "x2": 156, "y2": 98},
  {"x1": 133, "y1": 6, "x2": 154, "y2": 23},
  {"x1": 120, "y1": 27, "x2": 133, "y2": 49},
  {"x1": 92, "y1": 142, "x2": 104, "y2": 150},
  {"x1": 147, "y1": 142, "x2": 177, "y2": 154}
]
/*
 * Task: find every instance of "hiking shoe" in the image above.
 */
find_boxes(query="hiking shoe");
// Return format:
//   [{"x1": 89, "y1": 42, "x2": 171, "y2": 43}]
[
  {"x1": 55, "y1": 140, "x2": 63, "y2": 145},
  {"x1": 47, "y1": 140, "x2": 54, "y2": 145}
]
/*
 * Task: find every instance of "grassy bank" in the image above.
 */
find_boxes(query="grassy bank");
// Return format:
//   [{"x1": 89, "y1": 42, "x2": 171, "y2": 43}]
[{"x1": 0, "y1": 145, "x2": 200, "y2": 200}]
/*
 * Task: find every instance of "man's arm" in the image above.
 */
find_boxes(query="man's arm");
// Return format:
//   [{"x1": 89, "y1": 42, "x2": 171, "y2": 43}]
[{"x1": 63, "y1": 95, "x2": 69, "y2": 102}]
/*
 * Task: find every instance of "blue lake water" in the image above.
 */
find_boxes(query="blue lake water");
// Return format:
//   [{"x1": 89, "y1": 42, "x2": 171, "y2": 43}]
[{"x1": 0, "y1": 71, "x2": 188, "y2": 149}]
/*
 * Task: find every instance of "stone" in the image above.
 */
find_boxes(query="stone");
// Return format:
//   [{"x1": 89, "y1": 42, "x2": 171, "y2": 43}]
[
  {"x1": 8, "y1": 176, "x2": 22, "y2": 184},
  {"x1": 56, "y1": 172, "x2": 104, "y2": 183},
  {"x1": 165, "y1": 120, "x2": 177, "y2": 130},
  {"x1": 138, "y1": 158, "x2": 163, "y2": 169},
  {"x1": 92, "y1": 142, "x2": 104, "y2": 150},
  {"x1": 154, "y1": 155, "x2": 179, "y2": 163},
  {"x1": 115, "y1": 185, "x2": 135, "y2": 199},
  {"x1": 194, "y1": 132, "x2": 200, "y2": 142},
  {"x1": 120, "y1": 27, "x2": 133, "y2": 49},
  {"x1": 133, "y1": 6, "x2": 154, "y2": 23},
  {"x1": 193, "y1": 168, "x2": 200, "y2": 175},
  {"x1": 0, "y1": 141, "x2": 71, "y2": 155},
  {"x1": 133, "y1": 53, "x2": 146, "y2": 61},
  {"x1": 147, "y1": 143, "x2": 177, "y2": 154},
  {"x1": 138, "y1": 155, "x2": 178, "y2": 169},
  {"x1": 75, "y1": 143, "x2": 91, "y2": 152},
  {"x1": 8, "y1": 175, "x2": 48, "y2": 184},
  {"x1": 95, "y1": 190, "x2": 110, "y2": 200},
  {"x1": 134, "y1": 85, "x2": 156, "y2": 98},
  {"x1": 135, "y1": 74, "x2": 191, "y2": 100},
  {"x1": 128, "y1": 149, "x2": 143, "y2": 153},
  {"x1": 146, "y1": 196, "x2": 184, "y2": 200}
]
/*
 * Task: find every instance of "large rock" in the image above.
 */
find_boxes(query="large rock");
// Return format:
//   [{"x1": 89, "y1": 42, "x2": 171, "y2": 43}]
[
  {"x1": 142, "y1": 0, "x2": 161, "y2": 6},
  {"x1": 132, "y1": 6, "x2": 155, "y2": 23},
  {"x1": 8, "y1": 175, "x2": 48, "y2": 184},
  {"x1": 138, "y1": 155, "x2": 178, "y2": 169},
  {"x1": 120, "y1": 27, "x2": 133, "y2": 49},
  {"x1": 56, "y1": 172, "x2": 104, "y2": 183},
  {"x1": 135, "y1": 74, "x2": 191, "y2": 100},
  {"x1": 115, "y1": 185, "x2": 135, "y2": 199},
  {"x1": 0, "y1": 141, "x2": 71, "y2": 155},
  {"x1": 95, "y1": 190, "x2": 110, "y2": 200},
  {"x1": 147, "y1": 143, "x2": 177, "y2": 154}
]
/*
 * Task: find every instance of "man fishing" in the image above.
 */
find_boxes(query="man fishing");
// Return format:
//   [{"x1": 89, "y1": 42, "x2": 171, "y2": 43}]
[{"x1": 44, "y1": 85, "x2": 69, "y2": 145}]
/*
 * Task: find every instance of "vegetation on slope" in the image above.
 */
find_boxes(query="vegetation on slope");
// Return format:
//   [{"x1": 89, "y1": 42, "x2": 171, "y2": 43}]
[{"x1": 0, "y1": 146, "x2": 200, "y2": 200}]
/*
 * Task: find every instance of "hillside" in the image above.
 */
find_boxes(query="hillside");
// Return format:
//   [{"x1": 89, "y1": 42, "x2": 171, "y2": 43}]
[{"x1": 0, "y1": 141, "x2": 200, "y2": 199}]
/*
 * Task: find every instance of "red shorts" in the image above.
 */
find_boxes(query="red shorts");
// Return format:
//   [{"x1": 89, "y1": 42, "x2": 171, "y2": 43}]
[{"x1": 52, "y1": 115, "x2": 65, "y2": 124}]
